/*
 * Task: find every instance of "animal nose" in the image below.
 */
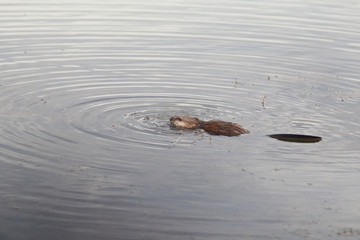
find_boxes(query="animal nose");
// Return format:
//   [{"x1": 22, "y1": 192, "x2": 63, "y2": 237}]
[{"x1": 170, "y1": 116, "x2": 181, "y2": 121}]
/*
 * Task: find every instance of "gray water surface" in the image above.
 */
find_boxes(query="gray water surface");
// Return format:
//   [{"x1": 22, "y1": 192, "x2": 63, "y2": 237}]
[{"x1": 1, "y1": 1, "x2": 360, "y2": 239}]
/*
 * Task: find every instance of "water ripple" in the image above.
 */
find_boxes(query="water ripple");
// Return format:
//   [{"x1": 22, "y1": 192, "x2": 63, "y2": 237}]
[{"x1": 1, "y1": 0, "x2": 360, "y2": 239}]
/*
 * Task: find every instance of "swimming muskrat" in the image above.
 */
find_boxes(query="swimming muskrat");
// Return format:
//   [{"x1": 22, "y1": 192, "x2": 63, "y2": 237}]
[
  {"x1": 170, "y1": 115, "x2": 249, "y2": 136},
  {"x1": 170, "y1": 115, "x2": 322, "y2": 142}
]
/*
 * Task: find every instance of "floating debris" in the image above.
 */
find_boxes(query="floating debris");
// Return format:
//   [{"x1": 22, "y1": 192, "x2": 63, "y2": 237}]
[
  {"x1": 233, "y1": 78, "x2": 240, "y2": 88},
  {"x1": 337, "y1": 227, "x2": 360, "y2": 236},
  {"x1": 13, "y1": 205, "x2": 21, "y2": 210},
  {"x1": 262, "y1": 95, "x2": 266, "y2": 109}
]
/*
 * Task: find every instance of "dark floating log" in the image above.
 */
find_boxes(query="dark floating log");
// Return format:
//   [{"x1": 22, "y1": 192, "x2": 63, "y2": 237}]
[{"x1": 268, "y1": 134, "x2": 322, "y2": 143}]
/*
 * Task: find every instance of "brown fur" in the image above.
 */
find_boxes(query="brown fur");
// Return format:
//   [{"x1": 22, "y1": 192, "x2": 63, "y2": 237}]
[
  {"x1": 170, "y1": 115, "x2": 249, "y2": 137},
  {"x1": 170, "y1": 116, "x2": 204, "y2": 129}
]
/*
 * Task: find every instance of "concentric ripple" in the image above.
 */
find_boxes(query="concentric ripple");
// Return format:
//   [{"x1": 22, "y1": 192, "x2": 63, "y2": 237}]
[
  {"x1": 1, "y1": 73, "x2": 254, "y2": 152},
  {"x1": 1, "y1": 0, "x2": 360, "y2": 239}
]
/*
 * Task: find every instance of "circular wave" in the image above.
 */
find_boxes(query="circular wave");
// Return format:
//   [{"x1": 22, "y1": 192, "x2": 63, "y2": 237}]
[
  {"x1": 1, "y1": 1, "x2": 360, "y2": 239},
  {"x1": 0, "y1": 70, "x2": 255, "y2": 156}
]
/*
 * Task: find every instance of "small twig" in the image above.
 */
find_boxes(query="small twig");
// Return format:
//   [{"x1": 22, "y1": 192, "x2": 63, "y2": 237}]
[{"x1": 262, "y1": 95, "x2": 266, "y2": 109}]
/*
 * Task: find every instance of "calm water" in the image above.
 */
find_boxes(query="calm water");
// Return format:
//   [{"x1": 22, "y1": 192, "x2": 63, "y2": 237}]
[{"x1": 1, "y1": 0, "x2": 360, "y2": 239}]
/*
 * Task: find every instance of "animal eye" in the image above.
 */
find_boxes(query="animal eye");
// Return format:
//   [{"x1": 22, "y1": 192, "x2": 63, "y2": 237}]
[{"x1": 177, "y1": 117, "x2": 182, "y2": 121}]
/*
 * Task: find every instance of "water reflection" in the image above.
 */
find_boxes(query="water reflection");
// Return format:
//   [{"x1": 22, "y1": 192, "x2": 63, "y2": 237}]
[{"x1": 0, "y1": 0, "x2": 360, "y2": 239}]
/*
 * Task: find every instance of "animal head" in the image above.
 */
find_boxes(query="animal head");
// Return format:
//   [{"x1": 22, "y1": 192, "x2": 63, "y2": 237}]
[{"x1": 170, "y1": 116, "x2": 202, "y2": 129}]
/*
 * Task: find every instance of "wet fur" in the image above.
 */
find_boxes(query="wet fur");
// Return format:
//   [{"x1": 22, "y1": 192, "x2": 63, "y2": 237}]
[
  {"x1": 170, "y1": 115, "x2": 249, "y2": 137},
  {"x1": 203, "y1": 120, "x2": 249, "y2": 136},
  {"x1": 170, "y1": 116, "x2": 204, "y2": 129}
]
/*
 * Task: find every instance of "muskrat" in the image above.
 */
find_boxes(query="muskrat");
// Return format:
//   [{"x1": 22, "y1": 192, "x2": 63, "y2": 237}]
[
  {"x1": 170, "y1": 115, "x2": 249, "y2": 137},
  {"x1": 169, "y1": 115, "x2": 322, "y2": 142}
]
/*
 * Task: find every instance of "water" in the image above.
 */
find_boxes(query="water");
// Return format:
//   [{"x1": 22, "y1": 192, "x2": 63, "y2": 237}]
[{"x1": 1, "y1": 0, "x2": 360, "y2": 239}]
